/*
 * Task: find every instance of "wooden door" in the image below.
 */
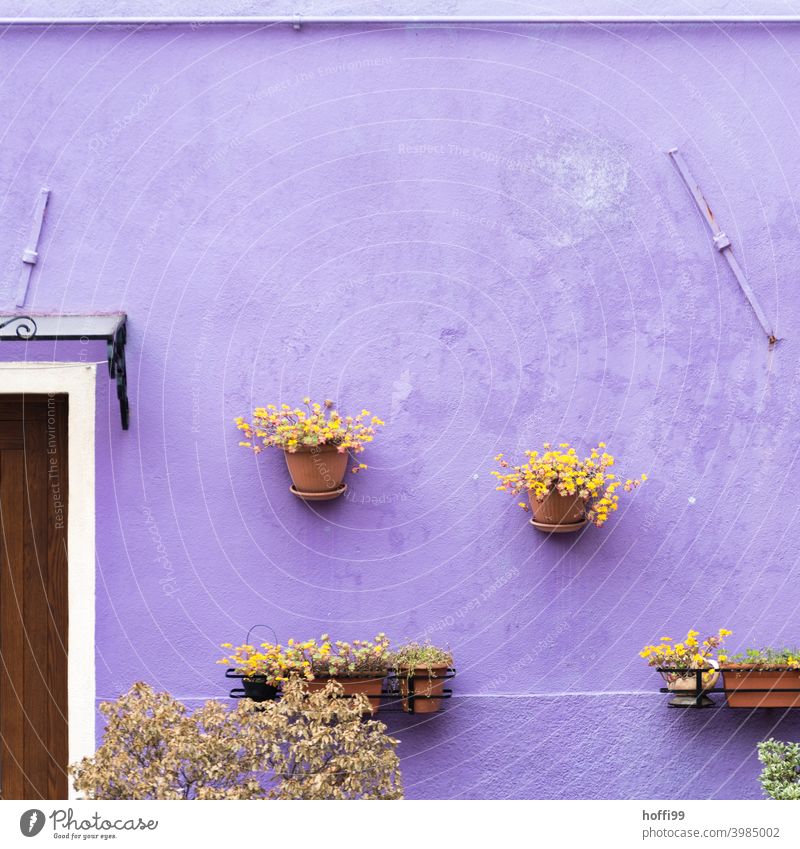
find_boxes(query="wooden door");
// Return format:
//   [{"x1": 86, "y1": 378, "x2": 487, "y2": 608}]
[{"x1": 0, "y1": 394, "x2": 68, "y2": 799}]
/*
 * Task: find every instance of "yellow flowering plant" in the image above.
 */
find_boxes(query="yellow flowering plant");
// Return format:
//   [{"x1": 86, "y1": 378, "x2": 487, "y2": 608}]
[
  {"x1": 286, "y1": 634, "x2": 391, "y2": 678},
  {"x1": 493, "y1": 442, "x2": 646, "y2": 526},
  {"x1": 217, "y1": 641, "x2": 313, "y2": 685},
  {"x1": 235, "y1": 398, "x2": 384, "y2": 472},
  {"x1": 640, "y1": 628, "x2": 732, "y2": 685},
  {"x1": 725, "y1": 648, "x2": 800, "y2": 669}
]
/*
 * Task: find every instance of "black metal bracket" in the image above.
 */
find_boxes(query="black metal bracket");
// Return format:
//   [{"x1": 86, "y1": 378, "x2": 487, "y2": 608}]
[
  {"x1": 0, "y1": 312, "x2": 129, "y2": 429},
  {"x1": 0, "y1": 315, "x2": 37, "y2": 338},
  {"x1": 658, "y1": 668, "x2": 717, "y2": 709},
  {"x1": 657, "y1": 666, "x2": 800, "y2": 709},
  {"x1": 225, "y1": 668, "x2": 456, "y2": 714},
  {"x1": 108, "y1": 319, "x2": 129, "y2": 429}
]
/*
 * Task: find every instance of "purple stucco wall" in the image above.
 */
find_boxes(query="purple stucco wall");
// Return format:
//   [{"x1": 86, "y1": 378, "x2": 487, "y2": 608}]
[{"x1": 2, "y1": 22, "x2": 800, "y2": 799}]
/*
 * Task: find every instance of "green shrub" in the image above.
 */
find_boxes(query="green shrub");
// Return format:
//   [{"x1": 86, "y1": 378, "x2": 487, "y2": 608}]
[{"x1": 757, "y1": 739, "x2": 800, "y2": 800}]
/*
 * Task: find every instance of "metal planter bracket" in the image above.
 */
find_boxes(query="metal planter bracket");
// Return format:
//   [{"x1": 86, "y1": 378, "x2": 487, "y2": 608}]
[{"x1": 0, "y1": 312, "x2": 129, "y2": 429}]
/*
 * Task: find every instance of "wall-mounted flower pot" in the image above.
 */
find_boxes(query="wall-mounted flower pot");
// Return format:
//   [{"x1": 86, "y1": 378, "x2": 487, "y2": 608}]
[
  {"x1": 663, "y1": 667, "x2": 719, "y2": 707},
  {"x1": 397, "y1": 664, "x2": 449, "y2": 713},
  {"x1": 241, "y1": 676, "x2": 279, "y2": 702},
  {"x1": 723, "y1": 667, "x2": 800, "y2": 708},
  {"x1": 285, "y1": 444, "x2": 349, "y2": 501},
  {"x1": 528, "y1": 490, "x2": 588, "y2": 533},
  {"x1": 306, "y1": 675, "x2": 385, "y2": 713}
]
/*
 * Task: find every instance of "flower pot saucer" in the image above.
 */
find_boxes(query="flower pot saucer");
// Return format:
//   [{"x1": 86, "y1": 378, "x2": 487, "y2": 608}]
[
  {"x1": 529, "y1": 517, "x2": 589, "y2": 533},
  {"x1": 290, "y1": 483, "x2": 347, "y2": 501},
  {"x1": 667, "y1": 693, "x2": 716, "y2": 708}
]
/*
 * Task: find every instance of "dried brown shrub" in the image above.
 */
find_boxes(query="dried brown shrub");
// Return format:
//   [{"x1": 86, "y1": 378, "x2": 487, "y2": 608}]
[{"x1": 71, "y1": 677, "x2": 403, "y2": 800}]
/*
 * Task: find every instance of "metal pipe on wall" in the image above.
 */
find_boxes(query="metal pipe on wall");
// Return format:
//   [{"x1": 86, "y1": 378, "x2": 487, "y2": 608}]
[{"x1": 1, "y1": 15, "x2": 800, "y2": 26}]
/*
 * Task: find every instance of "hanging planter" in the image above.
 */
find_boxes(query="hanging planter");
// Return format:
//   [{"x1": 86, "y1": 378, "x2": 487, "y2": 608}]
[
  {"x1": 235, "y1": 399, "x2": 384, "y2": 502},
  {"x1": 493, "y1": 442, "x2": 646, "y2": 533},
  {"x1": 288, "y1": 633, "x2": 391, "y2": 714},
  {"x1": 390, "y1": 642, "x2": 454, "y2": 713},
  {"x1": 660, "y1": 664, "x2": 720, "y2": 708},
  {"x1": 218, "y1": 637, "x2": 312, "y2": 702},
  {"x1": 241, "y1": 675, "x2": 279, "y2": 703},
  {"x1": 722, "y1": 649, "x2": 800, "y2": 708},
  {"x1": 283, "y1": 443, "x2": 349, "y2": 499},
  {"x1": 527, "y1": 489, "x2": 587, "y2": 533},
  {"x1": 305, "y1": 675, "x2": 385, "y2": 713},
  {"x1": 640, "y1": 628, "x2": 731, "y2": 708}
]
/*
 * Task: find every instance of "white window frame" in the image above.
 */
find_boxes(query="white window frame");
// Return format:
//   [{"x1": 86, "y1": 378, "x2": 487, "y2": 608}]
[{"x1": 0, "y1": 362, "x2": 96, "y2": 799}]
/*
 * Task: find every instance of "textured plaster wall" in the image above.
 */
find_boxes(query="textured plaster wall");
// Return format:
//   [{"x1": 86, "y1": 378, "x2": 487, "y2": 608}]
[{"x1": 1, "y1": 21, "x2": 800, "y2": 799}]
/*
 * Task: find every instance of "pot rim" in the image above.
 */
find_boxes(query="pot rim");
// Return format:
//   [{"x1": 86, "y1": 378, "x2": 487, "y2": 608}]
[
  {"x1": 242, "y1": 677, "x2": 280, "y2": 688},
  {"x1": 309, "y1": 672, "x2": 388, "y2": 680},
  {"x1": 395, "y1": 663, "x2": 451, "y2": 674},
  {"x1": 528, "y1": 487, "x2": 589, "y2": 503},
  {"x1": 283, "y1": 442, "x2": 347, "y2": 454}
]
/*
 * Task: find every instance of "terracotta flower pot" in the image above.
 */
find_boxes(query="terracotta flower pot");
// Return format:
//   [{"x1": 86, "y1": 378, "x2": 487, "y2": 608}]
[
  {"x1": 529, "y1": 489, "x2": 588, "y2": 533},
  {"x1": 305, "y1": 674, "x2": 385, "y2": 713},
  {"x1": 241, "y1": 676, "x2": 279, "y2": 703},
  {"x1": 284, "y1": 443, "x2": 349, "y2": 500},
  {"x1": 722, "y1": 667, "x2": 800, "y2": 708},
  {"x1": 398, "y1": 664, "x2": 449, "y2": 713}
]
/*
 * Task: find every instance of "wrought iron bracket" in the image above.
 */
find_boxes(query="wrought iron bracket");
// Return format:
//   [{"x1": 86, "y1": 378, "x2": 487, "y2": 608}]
[
  {"x1": 226, "y1": 667, "x2": 456, "y2": 713},
  {"x1": 0, "y1": 315, "x2": 37, "y2": 338},
  {"x1": 108, "y1": 319, "x2": 129, "y2": 429},
  {"x1": 657, "y1": 666, "x2": 800, "y2": 709},
  {"x1": 0, "y1": 312, "x2": 130, "y2": 429}
]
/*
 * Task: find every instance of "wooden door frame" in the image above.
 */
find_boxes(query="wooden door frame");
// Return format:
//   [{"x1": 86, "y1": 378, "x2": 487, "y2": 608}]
[{"x1": 0, "y1": 363, "x2": 96, "y2": 799}]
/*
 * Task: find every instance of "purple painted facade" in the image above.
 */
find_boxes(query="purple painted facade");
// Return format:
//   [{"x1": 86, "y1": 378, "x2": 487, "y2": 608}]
[{"x1": 2, "y1": 22, "x2": 800, "y2": 799}]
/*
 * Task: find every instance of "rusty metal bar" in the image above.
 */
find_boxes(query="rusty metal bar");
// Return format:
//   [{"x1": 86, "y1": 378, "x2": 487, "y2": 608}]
[{"x1": 668, "y1": 148, "x2": 777, "y2": 346}]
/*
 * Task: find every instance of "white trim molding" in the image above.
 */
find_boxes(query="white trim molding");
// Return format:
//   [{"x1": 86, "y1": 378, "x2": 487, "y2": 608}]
[
  {"x1": 1, "y1": 15, "x2": 800, "y2": 24},
  {"x1": 0, "y1": 363, "x2": 96, "y2": 799}
]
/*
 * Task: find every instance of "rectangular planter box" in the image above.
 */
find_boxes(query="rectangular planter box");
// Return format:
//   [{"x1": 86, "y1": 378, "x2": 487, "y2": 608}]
[
  {"x1": 722, "y1": 667, "x2": 800, "y2": 708},
  {"x1": 306, "y1": 675, "x2": 385, "y2": 713}
]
